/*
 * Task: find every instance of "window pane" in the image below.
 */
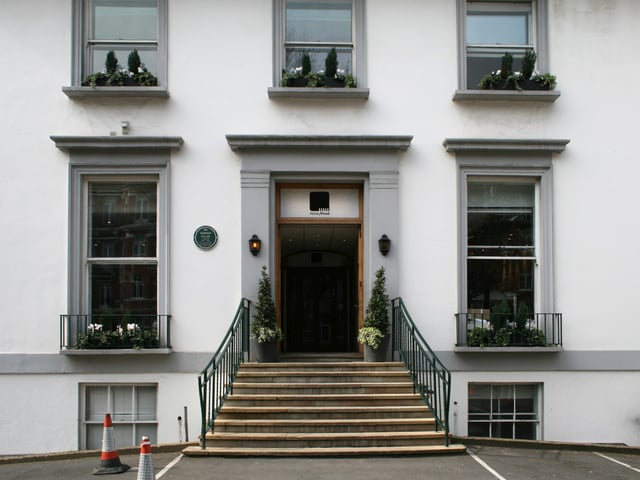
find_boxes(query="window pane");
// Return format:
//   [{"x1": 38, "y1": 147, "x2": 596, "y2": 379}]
[
  {"x1": 89, "y1": 182, "x2": 157, "y2": 258},
  {"x1": 86, "y1": 386, "x2": 108, "y2": 421},
  {"x1": 466, "y1": 49, "x2": 526, "y2": 88},
  {"x1": 90, "y1": 46, "x2": 157, "y2": 76},
  {"x1": 286, "y1": 0, "x2": 352, "y2": 43},
  {"x1": 86, "y1": 424, "x2": 104, "y2": 450},
  {"x1": 467, "y1": 259, "x2": 534, "y2": 314},
  {"x1": 89, "y1": 264, "x2": 157, "y2": 316},
  {"x1": 515, "y1": 422, "x2": 536, "y2": 440},
  {"x1": 493, "y1": 422, "x2": 514, "y2": 439},
  {"x1": 111, "y1": 386, "x2": 132, "y2": 421},
  {"x1": 134, "y1": 424, "x2": 157, "y2": 445},
  {"x1": 135, "y1": 386, "x2": 157, "y2": 421},
  {"x1": 467, "y1": 13, "x2": 528, "y2": 45},
  {"x1": 468, "y1": 422, "x2": 490, "y2": 437},
  {"x1": 91, "y1": 0, "x2": 158, "y2": 41},
  {"x1": 112, "y1": 423, "x2": 134, "y2": 447},
  {"x1": 285, "y1": 47, "x2": 353, "y2": 73}
]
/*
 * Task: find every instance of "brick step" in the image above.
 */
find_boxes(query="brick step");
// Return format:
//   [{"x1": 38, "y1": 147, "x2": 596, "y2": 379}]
[
  {"x1": 183, "y1": 444, "x2": 467, "y2": 457},
  {"x1": 224, "y1": 393, "x2": 424, "y2": 407},
  {"x1": 217, "y1": 405, "x2": 431, "y2": 420},
  {"x1": 202, "y1": 431, "x2": 448, "y2": 448},
  {"x1": 214, "y1": 417, "x2": 436, "y2": 433}
]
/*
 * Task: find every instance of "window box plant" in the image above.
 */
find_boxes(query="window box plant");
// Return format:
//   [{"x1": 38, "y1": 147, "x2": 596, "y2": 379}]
[
  {"x1": 250, "y1": 266, "x2": 283, "y2": 362},
  {"x1": 478, "y1": 50, "x2": 556, "y2": 91},
  {"x1": 82, "y1": 50, "x2": 158, "y2": 88},
  {"x1": 76, "y1": 322, "x2": 159, "y2": 350},
  {"x1": 281, "y1": 49, "x2": 357, "y2": 89},
  {"x1": 357, "y1": 266, "x2": 390, "y2": 361}
]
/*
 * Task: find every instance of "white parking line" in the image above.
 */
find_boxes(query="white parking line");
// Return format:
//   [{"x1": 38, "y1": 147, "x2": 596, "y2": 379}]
[
  {"x1": 467, "y1": 449, "x2": 508, "y2": 480},
  {"x1": 594, "y1": 452, "x2": 640, "y2": 474},
  {"x1": 156, "y1": 453, "x2": 184, "y2": 479}
]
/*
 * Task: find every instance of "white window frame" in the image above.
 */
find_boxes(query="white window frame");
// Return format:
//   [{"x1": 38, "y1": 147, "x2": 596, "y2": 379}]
[
  {"x1": 468, "y1": 382, "x2": 542, "y2": 440},
  {"x1": 80, "y1": 383, "x2": 158, "y2": 450},
  {"x1": 457, "y1": 0, "x2": 549, "y2": 90},
  {"x1": 68, "y1": 0, "x2": 168, "y2": 91},
  {"x1": 272, "y1": 0, "x2": 367, "y2": 89}
]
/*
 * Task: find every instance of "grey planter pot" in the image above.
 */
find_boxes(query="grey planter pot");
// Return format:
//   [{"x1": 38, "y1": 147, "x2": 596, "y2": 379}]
[
  {"x1": 254, "y1": 339, "x2": 278, "y2": 363},
  {"x1": 364, "y1": 334, "x2": 390, "y2": 362}
]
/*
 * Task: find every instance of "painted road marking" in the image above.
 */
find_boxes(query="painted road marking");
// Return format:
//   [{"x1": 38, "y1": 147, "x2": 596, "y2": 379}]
[
  {"x1": 156, "y1": 453, "x2": 184, "y2": 479},
  {"x1": 594, "y1": 452, "x2": 640, "y2": 474},
  {"x1": 467, "y1": 449, "x2": 508, "y2": 480}
]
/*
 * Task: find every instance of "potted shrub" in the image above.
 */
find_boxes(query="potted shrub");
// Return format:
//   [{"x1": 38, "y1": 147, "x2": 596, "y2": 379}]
[
  {"x1": 280, "y1": 49, "x2": 357, "y2": 88},
  {"x1": 478, "y1": 50, "x2": 556, "y2": 91},
  {"x1": 358, "y1": 266, "x2": 390, "y2": 361},
  {"x1": 82, "y1": 50, "x2": 158, "y2": 88},
  {"x1": 250, "y1": 266, "x2": 283, "y2": 362}
]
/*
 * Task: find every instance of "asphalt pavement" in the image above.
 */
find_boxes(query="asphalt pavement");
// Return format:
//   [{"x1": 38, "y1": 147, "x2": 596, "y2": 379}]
[{"x1": 1, "y1": 443, "x2": 639, "y2": 479}]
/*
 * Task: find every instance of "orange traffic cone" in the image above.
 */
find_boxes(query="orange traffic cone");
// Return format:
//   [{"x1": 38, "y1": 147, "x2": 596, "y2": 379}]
[
  {"x1": 136, "y1": 435, "x2": 154, "y2": 480},
  {"x1": 92, "y1": 413, "x2": 130, "y2": 475}
]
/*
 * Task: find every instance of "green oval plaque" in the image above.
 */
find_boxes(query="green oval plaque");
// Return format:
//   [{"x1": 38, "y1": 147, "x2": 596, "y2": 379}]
[{"x1": 194, "y1": 225, "x2": 218, "y2": 251}]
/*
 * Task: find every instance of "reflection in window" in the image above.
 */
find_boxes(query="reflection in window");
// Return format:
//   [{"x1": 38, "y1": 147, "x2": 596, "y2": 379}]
[
  {"x1": 467, "y1": 181, "x2": 535, "y2": 317},
  {"x1": 87, "y1": 181, "x2": 157, "y2": 316}
]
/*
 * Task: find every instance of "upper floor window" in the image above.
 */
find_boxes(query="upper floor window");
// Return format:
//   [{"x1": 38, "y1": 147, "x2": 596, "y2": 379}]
[
  {"x1": 273, "y1": 0, "x2": 366, "y2": 89},
  {"x1": 460, "y1": 0, "x2": 548, "y2": 89},
  {"x1": 69, "y1": 0, "x2": 167, "y2": 90}
]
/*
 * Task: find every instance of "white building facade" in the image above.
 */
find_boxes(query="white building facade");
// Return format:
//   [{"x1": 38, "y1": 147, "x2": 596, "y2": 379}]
[{"x1": 1, "y1": 0, "x2": 639, "y2": 455}]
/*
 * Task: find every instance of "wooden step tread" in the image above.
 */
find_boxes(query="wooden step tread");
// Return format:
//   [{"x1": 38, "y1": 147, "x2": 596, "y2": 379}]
[
  {"x1": 183, "y1": 444, "x2": 467, "y2": 457},
  {"x1": 237, "y1": 371, "x2": 410, "y2": 377}
]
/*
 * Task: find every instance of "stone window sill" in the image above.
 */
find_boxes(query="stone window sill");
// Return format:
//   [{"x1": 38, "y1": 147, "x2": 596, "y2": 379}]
[
  {"x1": 453, "y1": 89, "x2": 560, "y2": 102},
  {"x1": 268, "y1": 87, "x2": 370, "y2": 100},
  {"x1": 454, "y1": 346, "x2": 563, "y2": 353},
  {"x1": 62, "y1": 86, "x2": 169, "y2": 99},
  {"x1": 60, "y1": 348, "x2": 172, "y2": 355}
]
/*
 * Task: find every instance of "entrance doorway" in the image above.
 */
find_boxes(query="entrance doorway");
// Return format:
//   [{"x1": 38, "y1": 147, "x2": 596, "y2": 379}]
[{"x1": 279, "y1": 224, "x2": 360, "y2": 353}]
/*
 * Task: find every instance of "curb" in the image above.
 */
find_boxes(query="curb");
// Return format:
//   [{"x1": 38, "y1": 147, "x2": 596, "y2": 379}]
[
  {"x1": 454, "y1": 436, "x2": 640, "y2": 455},
  {"x1": 0, "y1": 442, "x2": 196, "y2": 465}
]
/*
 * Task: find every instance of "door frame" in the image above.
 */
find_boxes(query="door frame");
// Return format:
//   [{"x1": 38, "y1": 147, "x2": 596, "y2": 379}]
[{"x1": 276, "y1": 183, "x2": 364, "y2": 352}]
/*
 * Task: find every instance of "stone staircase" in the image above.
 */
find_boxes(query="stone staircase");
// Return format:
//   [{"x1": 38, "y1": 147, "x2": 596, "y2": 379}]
[{"x1": 183, "y1": 360, "x2": 466, "y2": 456}]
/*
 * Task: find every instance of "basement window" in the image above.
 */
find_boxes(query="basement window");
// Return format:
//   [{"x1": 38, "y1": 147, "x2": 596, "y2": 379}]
[
  {"x1": 81, "y1": 384, "x2": 158, "y2": 449},
  {"x1": 468, "y1": 383, "x2": 541, "y2": 440}
]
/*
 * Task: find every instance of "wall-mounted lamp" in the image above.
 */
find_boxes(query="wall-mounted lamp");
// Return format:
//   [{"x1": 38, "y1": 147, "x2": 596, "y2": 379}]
[
  {"x1": 248, "y1": 234, "x2": 262, "y2": 256},
  {"x1": 378, "y1": 234, "x2": 391, "y2": 256}
]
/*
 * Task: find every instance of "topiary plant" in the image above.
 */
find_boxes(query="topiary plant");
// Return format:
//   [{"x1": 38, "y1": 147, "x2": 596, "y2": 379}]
[
  {"x1": 105, "y1": 50, "x2": 118, "y2": 76},
  {"x1": 358, "y1": 266, "x2": 389, "y2": 349},
  {"x1": 301, "y1": 53, "x2": 311, "y2": 76},
  {"x1": 522, "y1": 49, "x2": 536, "y2": 80},
  {"x1": 500, "y1": 52, "x2": 513, "y2": 79},
  {"x1": 325, "y1": 47, "x2": 338, "y2": 78},
  {"x1": 250, "y1": 266, "x2": 283, "y2": 343},
  {"x1": 128, "y1": 49, "x2": 142, "y2": 74}
]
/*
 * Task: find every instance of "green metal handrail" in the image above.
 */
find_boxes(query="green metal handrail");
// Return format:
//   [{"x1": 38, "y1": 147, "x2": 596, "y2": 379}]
[
  {"x1": 197, "y1": 298, "x2": 251, "y2": 449},
  {"x1": 392, "y1": 297, "x2": 452, "y2": 446}
]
